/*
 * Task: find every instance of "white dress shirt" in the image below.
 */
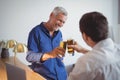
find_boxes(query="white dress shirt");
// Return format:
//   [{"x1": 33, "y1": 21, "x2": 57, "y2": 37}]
[{"x1": 68, "y1": 38, "x2": 120, "y2": 80}]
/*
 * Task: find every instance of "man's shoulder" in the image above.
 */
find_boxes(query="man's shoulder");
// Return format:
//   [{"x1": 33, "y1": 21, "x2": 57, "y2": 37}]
[{"x1": 30, "y1": 23, "x2": 43, "y2": 32}]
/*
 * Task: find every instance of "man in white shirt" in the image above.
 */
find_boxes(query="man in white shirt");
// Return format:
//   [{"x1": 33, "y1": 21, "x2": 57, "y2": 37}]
[{"x1": 68, "y1": 12, "x2": 120, "y2": 80}]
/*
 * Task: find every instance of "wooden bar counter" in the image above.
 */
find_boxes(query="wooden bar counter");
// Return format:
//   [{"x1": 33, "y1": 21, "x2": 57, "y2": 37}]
[{"x1": 0, "y1": 57, "x2": 46, "y2": 80}]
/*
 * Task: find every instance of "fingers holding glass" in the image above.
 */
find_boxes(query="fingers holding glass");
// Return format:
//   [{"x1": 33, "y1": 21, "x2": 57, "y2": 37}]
[{"x1": 67, "y1": 39, "x2": 74, "y2": 56}]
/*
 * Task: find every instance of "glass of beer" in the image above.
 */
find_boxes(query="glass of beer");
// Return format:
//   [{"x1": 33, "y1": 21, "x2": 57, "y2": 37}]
[
  {"x1": 59, "y1": 41, "x2": 67, "y2": 57},
  {"x1": 59, "y1": 41, "x2": 67, "y2": 50},
  {"x1": 67, "y1": 39, "x2": 74, "y2": 55}
]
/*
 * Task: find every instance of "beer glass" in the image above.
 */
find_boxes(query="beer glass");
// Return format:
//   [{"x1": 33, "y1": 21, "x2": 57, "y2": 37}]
[
  {"x1": 59, "y1": 41, "x2": 67, "y2": 50},
  {"x1": 59, "y1": 41, "x2": 67, "y2": 57},
  {"x1": 67, "y1": 39, "x2": 74, "y2": 55}
]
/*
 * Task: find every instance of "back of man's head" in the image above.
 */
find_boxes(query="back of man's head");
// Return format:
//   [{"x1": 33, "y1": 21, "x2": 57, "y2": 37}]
[{"x1": 79, "y1": 12, "x2": 108, "y2": 42}]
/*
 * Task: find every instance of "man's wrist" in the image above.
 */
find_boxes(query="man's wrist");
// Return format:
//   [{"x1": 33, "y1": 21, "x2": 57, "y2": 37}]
[
  {"x1": 40, "y1": 53, "x2": 51, "y2": 62},
  {"x1": 81, "y1": 48, "x2": 90, "y2": 54}
]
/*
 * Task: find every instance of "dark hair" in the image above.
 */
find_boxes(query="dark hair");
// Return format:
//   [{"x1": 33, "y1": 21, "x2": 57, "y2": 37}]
[{"x1": 79, "y1": 12, "x2": 108, "y2": 42}]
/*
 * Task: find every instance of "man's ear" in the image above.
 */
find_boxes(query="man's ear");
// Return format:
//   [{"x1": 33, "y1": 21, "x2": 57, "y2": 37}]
[
  {"x1": 82, "y1": 32, "x2": 88, "y2": 41},
  {"x1": 50, "y1": 12, "x2": 53, "y2": 17},
  {"x1": 82, "y1": 32, "x2": 90, "y2": 43},
  {"x1": 82, "y1": 32, "x2": 96, "y2": 47},
  {"x1": 82, "y1": 32, "x2": 91, "y2": 42}
]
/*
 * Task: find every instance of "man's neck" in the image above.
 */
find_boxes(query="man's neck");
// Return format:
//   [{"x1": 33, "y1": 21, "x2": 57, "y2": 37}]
[{"x1": 44, "y1": 22, "x2": 54, "y2": 36}]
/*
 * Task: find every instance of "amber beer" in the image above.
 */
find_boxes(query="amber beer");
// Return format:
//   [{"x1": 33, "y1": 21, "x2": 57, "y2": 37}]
[
  {"x1": 67, "y1": 39, "x2": 74, "y2": 54},
  {"x1": 60, "y1": 41, "x2": 67, "y2": 50},
  {"x1": 59, "y1": 41, "x2": 67, "y2": 57}
]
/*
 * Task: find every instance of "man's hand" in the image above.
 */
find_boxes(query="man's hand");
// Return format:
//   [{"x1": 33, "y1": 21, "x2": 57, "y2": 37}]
[
  {"x1": 49, "y1": 47, "x2": 66, "y2": 58},
  {"x1": 67, "y1": 41, "x2": 90, "y2": 54},
  {"x1": 41, "y1": 47, "x2": 65, "y2": 62}
]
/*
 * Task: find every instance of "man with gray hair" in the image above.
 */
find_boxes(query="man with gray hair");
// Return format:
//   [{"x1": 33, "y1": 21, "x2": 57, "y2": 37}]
[{"x1": 26, "y1": 6, "x2": 68, "y2": 80}]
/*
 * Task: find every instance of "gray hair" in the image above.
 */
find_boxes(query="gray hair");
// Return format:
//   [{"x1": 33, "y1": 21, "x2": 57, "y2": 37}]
[{"x1": 52, "y1": 6, "x2": 68, "y2": 16}]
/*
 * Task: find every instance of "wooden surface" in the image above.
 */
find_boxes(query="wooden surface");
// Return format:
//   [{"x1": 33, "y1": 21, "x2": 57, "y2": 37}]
[{"x1": 0, "y1": 57, "x2": 46, "y2": 80}]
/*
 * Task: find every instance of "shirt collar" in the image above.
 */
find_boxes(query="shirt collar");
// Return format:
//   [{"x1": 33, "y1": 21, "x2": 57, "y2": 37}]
[
  {"x1": 40, "y1": 22, "x2": 59, "y2": 37},
  {"x1": 93, "y1": 38, "x2": 114, "y2": 50}
]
